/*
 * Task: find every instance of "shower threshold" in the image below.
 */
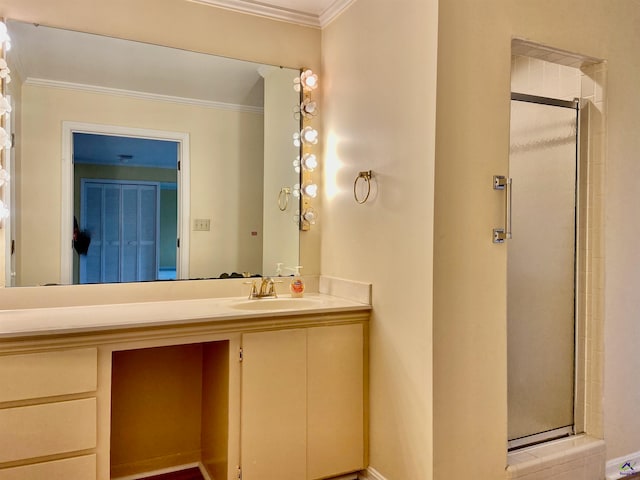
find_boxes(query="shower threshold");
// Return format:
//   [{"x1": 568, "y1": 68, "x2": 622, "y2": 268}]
[{"x1": 508, "y1": 425, "x2": 574, "y2": 451}]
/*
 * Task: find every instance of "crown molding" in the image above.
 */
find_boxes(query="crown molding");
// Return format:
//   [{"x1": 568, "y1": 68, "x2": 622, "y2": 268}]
[
  {"x1": 24, "y1": 78, "x2": 264, "y2": 114},
  {"x1": 320, "y1": 0, "x2": 356, "y2": 27},
  {"x1": 186, "y1": 0, "x2": 355, "y2": 28}
]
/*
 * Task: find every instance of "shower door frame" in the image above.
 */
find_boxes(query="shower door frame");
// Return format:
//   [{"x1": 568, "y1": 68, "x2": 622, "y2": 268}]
[{"x1": 507, "y1": 92, "x2": 581, "y2": 451}]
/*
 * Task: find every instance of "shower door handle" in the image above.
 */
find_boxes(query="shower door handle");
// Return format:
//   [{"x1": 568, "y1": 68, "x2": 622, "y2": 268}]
[{"x1": 493, "y1": 175, "x2": 512, "y2": 243}]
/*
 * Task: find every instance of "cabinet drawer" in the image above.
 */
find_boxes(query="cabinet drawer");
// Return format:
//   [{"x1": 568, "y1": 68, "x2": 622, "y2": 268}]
[
  {"x1": 0, "y1": 348, "x2": 97, "y2": 402},
  {"x1": 0, "y1": 454, "x2": 96, "y2": 480},
  {"x1": 0, "y1": 398, "x2": 97, "y2": 463}
]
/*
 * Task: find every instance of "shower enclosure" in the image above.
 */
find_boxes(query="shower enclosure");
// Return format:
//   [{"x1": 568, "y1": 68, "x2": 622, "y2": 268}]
[{"x1": 507, "y1": 94, "x2": 579, "y2": 449}]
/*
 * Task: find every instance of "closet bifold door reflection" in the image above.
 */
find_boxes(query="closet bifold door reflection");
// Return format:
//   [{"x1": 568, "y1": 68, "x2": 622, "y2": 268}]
[{"x1": 507, "y1": 94, "x2": 578, "y2": 449}]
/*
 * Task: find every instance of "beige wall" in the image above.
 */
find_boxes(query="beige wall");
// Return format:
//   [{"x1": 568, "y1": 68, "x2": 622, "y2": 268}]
[
  {"x1": 19, "y1": 84, "x2": 263, "y2": 285},
  {"x1": 323, "y1": 0, "x2": 640, "y2": 479},
  {"x1": 321, "y1": 1, "x2": 438, "y2": 478}
]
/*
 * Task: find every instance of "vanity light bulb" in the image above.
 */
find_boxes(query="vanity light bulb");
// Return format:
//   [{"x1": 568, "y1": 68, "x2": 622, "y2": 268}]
[
  {"x1": 293, "y1": 156, "x2": 301, "y2": 173},
  {"x1": 301, "y1": 127, "x2": 318, "y2": 145},
  {"x1": 0, "y1": 200, "x2": 9, "y2": 220},
  {"x1": 293, "y1": 132, "x2": 301, "y2": 147},
  {"x1": 0, "y1": 96, "x2": 11, "y2": 115},
  {"x1": 292, "y1": 183, "x2": 301, "y2": 198},
  {"x1": 0, "y1": 22, "x2": 7, "y2": 45},
  {"x1": 301, "y1": 153, "x2": 317, "y2": 172},
  {"x1": 302, "y1": 183, "x2": 318, "y2": 198},
  {"x1": 300, "y1": 69, "x2": 318, "y2": 90},
  {"x1": 302, "y1": 208, "x2": 317, "y2": 225},
  {"x1": 0, "y1": 168, "x2": 10, "y2": 187},
  {"x1": 301, "y1": 98, "x2": 317, "y2": 117},
  {"x1": 0, "y1": 58, "x2": 11, "y2": 84},
  {"x1": 0, "y1": 127, "x2": 10, "y2": 149}
]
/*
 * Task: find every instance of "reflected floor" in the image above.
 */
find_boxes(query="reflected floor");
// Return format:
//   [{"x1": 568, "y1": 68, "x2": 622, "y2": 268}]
[{"x1": 144, "y1": 467, "x2": 204, "y2": 480}]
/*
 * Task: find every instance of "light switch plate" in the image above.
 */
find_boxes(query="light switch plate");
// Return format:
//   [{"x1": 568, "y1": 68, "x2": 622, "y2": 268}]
[{"x1": 194, "y1": 218, "x2": 211, "y2": 231}]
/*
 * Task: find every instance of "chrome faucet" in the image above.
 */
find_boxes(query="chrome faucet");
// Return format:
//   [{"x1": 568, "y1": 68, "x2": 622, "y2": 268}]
[{"x1": 248, "y1": 277, "x2": 278, "y2": 299}]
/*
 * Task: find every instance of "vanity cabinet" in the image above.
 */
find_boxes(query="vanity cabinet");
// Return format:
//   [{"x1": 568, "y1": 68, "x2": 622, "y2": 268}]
[
  {"x1": 0, "y1": 298, "x2": 369, "y2": 480},
  {"x1": 241, "y1": 323, "x2": 365, "y2": 480},
  {"x1": 0, "y1": 348, "x2": 98, "y2": 479}
]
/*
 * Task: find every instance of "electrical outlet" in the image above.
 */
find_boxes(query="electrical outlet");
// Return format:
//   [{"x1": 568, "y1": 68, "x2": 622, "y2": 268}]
[{"x1": 194, "y1": 218, "x2": 211, "y2": 231}]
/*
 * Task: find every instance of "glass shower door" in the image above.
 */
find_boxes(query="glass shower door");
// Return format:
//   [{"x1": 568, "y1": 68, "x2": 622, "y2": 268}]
[{"x1": 507, "y1": 96, "x2": 578, "y2": 448}]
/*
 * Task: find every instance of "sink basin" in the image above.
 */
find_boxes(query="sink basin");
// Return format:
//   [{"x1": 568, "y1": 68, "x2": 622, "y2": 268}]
[{"x1": 230, "y1": 298, "x2": 322, "y2": 311}]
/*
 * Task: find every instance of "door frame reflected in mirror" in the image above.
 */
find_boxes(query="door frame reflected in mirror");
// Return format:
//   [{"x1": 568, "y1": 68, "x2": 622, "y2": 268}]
[{"x1": 60, "y1": 122, "x2": 191, "y2": 284}]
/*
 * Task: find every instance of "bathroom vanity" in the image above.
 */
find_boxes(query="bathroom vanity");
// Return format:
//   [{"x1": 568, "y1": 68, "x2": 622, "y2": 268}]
[{"x1": 0, "y1": 293, "x2": 370, "y2": 480}]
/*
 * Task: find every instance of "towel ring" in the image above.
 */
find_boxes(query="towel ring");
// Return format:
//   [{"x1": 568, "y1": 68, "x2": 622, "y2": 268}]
[
  {"x1": 354, "y1": 170, "x2": 372, "y2": 204},
  {"x1": 278, "y1": 187, "x2": 291, "y2": 211}
]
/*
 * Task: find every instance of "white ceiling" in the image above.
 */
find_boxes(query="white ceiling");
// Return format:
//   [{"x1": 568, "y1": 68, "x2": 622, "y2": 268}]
[{"x1": 188, "y1": 0, "x2": 355, "y2": 27}]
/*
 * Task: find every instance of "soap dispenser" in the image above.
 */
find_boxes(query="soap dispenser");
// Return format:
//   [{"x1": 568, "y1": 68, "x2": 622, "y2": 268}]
[{"x1": 289, "y1": 266, "x2": 305, "y2": 298}]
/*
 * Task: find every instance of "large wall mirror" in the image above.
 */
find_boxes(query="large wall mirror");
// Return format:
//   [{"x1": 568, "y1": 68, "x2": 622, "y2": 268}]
[{"x1": 5, "y1": 19, "x2": 302, "y2": 287}]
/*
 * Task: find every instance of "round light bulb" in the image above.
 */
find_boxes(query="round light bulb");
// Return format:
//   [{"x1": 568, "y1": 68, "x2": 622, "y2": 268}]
[
  {"x1": 0, "y1": 23, "x2": 7, "y2": 44},
  {"x1": 301, "y1": 99, "x2": 317, "y2": 117},
  {"x1": 0, "y1": 200, "x2": 9, "y2": 220},
  {"x1": 0, "y1": 168, "x2": 9, "y2": 187},
  {"x1": 302, "y1": 183, "x2": 318, "y2": 198},
  {"x1": 0, "y1": 127, "x2": 11, "y2": 149},
  {"x1": 0, "y1": 96, "x2": 11, "y2": 115},
  {"x1": 300, "y1": 69, "x2": 318, "y2": 91},
  {"x1": 302, "y1": 208, "x2": 317, "y2": 224},
  {"x1": 301, "y1": 153, "x2": 317, "y2": 171},
  {"x1": 301, "y1": 127, "x2": 318, "y2": 145}
]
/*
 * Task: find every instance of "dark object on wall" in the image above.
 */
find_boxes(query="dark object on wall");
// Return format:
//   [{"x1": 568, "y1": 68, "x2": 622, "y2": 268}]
[{"x1": 73, "y1": 217, "x2": 91, "y2": 255}]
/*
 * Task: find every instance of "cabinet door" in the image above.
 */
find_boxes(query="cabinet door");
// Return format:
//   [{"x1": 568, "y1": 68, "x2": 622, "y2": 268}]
[
  {"x1": 241, "y1": 329, "x2": 307, "y2": 480},
  {"x1": 308, "y1": 323, "x2": 364, "y2": 479}
]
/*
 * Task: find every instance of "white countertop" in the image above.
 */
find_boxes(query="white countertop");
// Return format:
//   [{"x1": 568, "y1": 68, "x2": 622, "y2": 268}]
[{"x1": 0, "y1": 293, "x2": 371, "y2": 339}]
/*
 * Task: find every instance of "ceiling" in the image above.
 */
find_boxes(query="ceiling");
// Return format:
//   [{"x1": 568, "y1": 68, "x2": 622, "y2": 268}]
[
  {"x1": 74, "y1": 133, "x2": 179, "y2": 170},
  {"x1": 188, "y1": 0, "x2": 355, "y2": 27},
  {"x1": 7, "y1": 20, "x2": 272, "y2": 109}
]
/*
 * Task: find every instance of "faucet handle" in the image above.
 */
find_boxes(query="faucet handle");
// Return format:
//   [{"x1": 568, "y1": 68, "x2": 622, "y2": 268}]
[
  {"x1": 247, "y1": 280, "x2": 258, "y2": 299},
  {"x1": 263, "y1": 277, "x2": 279, "y2": 298}
]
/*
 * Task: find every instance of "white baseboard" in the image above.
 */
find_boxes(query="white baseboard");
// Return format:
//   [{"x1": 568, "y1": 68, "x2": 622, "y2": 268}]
[
  {"x1": 198, "y1": 462, "x2": 213, "y2": 480},
  {"x1": 607, "y1": 451, "x2": 640, "y2": 479},
  {"x1": 358, "y1": 466, "x2": 389, "y2": 480}
]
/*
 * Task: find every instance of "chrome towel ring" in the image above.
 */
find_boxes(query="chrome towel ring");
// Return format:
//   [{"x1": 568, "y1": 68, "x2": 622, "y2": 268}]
[{"x1": 354, "y1": 170, "x2": 373, "y2": 204}]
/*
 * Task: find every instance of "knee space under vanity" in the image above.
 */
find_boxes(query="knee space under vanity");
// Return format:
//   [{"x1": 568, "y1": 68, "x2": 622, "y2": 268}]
[{"x1": 110, "y1": 341, "x2": 230, "y2": 479}]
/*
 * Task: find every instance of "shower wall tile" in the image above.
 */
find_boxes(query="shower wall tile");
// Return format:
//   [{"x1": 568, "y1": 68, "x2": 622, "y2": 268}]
[
  {"x1": 511, "y1": 55, "x2": 581, "y2": 100},
  {"x1": 580, "y1": 62, "x2": 606, "y2": 441}
]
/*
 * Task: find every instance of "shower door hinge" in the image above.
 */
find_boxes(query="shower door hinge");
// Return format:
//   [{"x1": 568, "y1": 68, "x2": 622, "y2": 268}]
[
  {"x1": 493, "y1": 175, "x2": 508, "y2": 190},
  {"x1": 493, "y1": 228, "x2": 507, "y2": 244}
]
